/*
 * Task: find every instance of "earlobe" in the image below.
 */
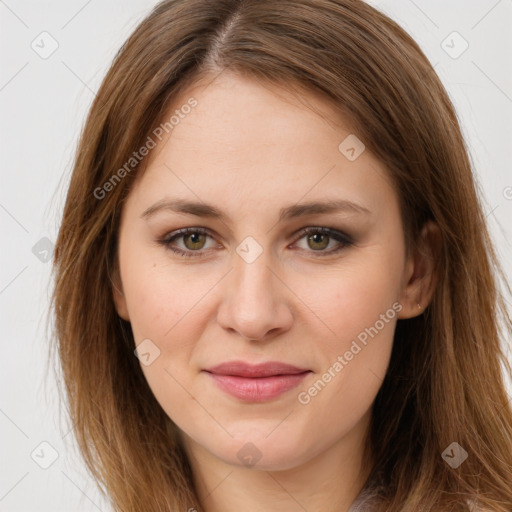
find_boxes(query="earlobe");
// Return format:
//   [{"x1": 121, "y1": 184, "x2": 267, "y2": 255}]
[
  {"x1": 113, "y1": 287, "x2": 130, "y2": 321},
  {"x1": 397, "y1": 220, "x2": 442, "y2": 319},
  {"x1": 111, "y1": 267, "x2": 130, "y2": 321}
]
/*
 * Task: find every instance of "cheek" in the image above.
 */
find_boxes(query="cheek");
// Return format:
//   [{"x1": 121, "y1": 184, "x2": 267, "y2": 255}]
[
  {"x1": 295, "y1": 252, "x2": 403, "y2": 343},
  {"x1": 118, "y1": 240, "x2": 230, "y2": 380},
  {"x1": 293, "y1": 280, "x2": 398, "y2": 440},
  {"x1": 290, "y1": 250, "x2": 402, "y2": 409},
  {"x1": 119, "y1": 236, "x2": 201, "y2": 341},
  {"x1": 121, "y1": 264, "x2": 203, "y2": 420}
]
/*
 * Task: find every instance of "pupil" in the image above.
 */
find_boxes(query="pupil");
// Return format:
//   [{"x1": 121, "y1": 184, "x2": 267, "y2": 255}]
[
  {"x1": 310, "y1": 233, "x2": 328, "y2": 250},
  {"x1": 185, "y1": 233, "x2": 204, "y2": 249}
]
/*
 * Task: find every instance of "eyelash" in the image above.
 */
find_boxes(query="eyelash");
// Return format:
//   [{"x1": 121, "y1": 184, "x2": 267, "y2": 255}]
[{"x1": 157, "y1": 226, "x2": 353, "y2": 259}]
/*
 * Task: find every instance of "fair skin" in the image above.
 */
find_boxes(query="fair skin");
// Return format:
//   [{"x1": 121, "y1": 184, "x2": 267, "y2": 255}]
[{"x1": 113, "y1": 71, "x2": 438, "y2": 512}]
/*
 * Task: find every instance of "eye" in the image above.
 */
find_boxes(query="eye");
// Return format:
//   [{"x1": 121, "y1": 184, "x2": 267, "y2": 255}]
[
  {"x1": 157, "y1": 226, "x2": 353, "y2": 258},
  {"x1": 158, "y1": 227, "x2": 218, "y2": 258},
  {"x1": 292, "y1": 227, "x2": 353, "y2": 256}
]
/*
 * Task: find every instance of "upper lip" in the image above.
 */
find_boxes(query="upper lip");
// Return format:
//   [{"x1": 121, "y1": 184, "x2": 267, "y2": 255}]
[{"x1": 205, "y1": 361, "x2": 310, "y2": 378}]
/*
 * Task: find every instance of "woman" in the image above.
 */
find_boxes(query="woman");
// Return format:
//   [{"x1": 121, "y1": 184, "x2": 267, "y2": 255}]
[{"x1": 51, "y1": 0, "x2": 512, "y2": 510}]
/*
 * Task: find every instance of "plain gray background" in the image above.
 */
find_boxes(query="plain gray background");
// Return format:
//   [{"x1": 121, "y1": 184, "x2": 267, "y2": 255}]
[{"x1": 1, "y1": 0, "x2": 511, "y2": 510}]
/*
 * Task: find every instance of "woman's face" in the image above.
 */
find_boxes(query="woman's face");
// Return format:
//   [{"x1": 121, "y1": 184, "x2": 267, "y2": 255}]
[{"x1": 113, "y1": 71, "x2": 417, "y2": 471}]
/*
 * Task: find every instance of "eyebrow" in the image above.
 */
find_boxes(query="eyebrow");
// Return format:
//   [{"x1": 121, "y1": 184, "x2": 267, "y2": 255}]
[{"x1": 141, "y1": 198, "x2": 371, "y2": 222}]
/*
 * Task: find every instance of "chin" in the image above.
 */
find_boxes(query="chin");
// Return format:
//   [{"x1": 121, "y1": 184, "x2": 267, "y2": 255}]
[{"x1": 209, "y1": 434, "x2": 312, "y2": 472}]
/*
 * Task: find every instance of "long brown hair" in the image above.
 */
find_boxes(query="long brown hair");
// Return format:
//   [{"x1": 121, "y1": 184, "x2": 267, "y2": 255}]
[{"x1": 50, "y1": 0, "x2": 512, "y2": 510}]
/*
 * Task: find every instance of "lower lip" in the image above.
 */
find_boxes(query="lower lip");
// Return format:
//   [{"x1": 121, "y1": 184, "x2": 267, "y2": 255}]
[{"x1": 205, "y1": 371, "x2": 311, "y2": 402}]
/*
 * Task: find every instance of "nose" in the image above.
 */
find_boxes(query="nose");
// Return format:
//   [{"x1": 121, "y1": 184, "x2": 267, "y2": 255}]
[{"x1": 216, "y1": 251, "x2": 294, "y2": 342}]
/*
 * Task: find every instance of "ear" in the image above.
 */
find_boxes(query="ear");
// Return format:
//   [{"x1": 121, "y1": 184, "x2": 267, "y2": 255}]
[
  {"x1": 111, "y1": 264, "x2": 130, "y2": 321},
  {"x1": 397, "y1": 220, "x2": 442, "y2": 319}
]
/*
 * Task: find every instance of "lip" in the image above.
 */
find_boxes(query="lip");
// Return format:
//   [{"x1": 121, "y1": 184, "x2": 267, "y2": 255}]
[{"x1": 203, "y1": 361, "x2": 311, "y2": 402}]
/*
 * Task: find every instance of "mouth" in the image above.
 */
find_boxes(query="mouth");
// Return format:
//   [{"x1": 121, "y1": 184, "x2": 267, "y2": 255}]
[{"x1": 203, "y1": 361, "x2": 312, "y2": 402}]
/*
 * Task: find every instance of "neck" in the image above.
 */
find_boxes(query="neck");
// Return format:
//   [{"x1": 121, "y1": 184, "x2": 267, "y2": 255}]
[{"x1": 180, "y1": 409, "x2": 373, "y2": 512}]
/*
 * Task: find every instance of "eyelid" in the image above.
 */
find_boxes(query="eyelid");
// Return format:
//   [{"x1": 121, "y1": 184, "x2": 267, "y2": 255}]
[
  {"x1": 158, "y1": 226, "x2": 353, "y2": 258},
  {"x1": 292, "y1": 226, "x2": 353, "y2": 244},
  {"x1": 159, "y1": 227, "x2": 219, "y2": 257}
]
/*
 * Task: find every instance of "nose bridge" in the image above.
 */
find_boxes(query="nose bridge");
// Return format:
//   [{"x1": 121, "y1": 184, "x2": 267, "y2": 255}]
[
  {"x1": 231, "y1": 230, "x2": 277, "y2": 296},
  {"x1": 232, "y1": 243, "x2": 278, "y2": 314},
  {"x1": 234, "y1": 245, "x2": 274, "y2": 298},
  {"x1": 216, "y1": 241, "x2": 293, "y2": 341}
]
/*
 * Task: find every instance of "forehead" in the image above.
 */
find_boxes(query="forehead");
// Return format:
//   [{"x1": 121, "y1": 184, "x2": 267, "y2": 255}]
[
  {"x1": 155, "y1": 71, "x2": 350, "y2": 159},
  {"x1": 123, "y1": 71, "x2": 397, "y2": 223}
]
